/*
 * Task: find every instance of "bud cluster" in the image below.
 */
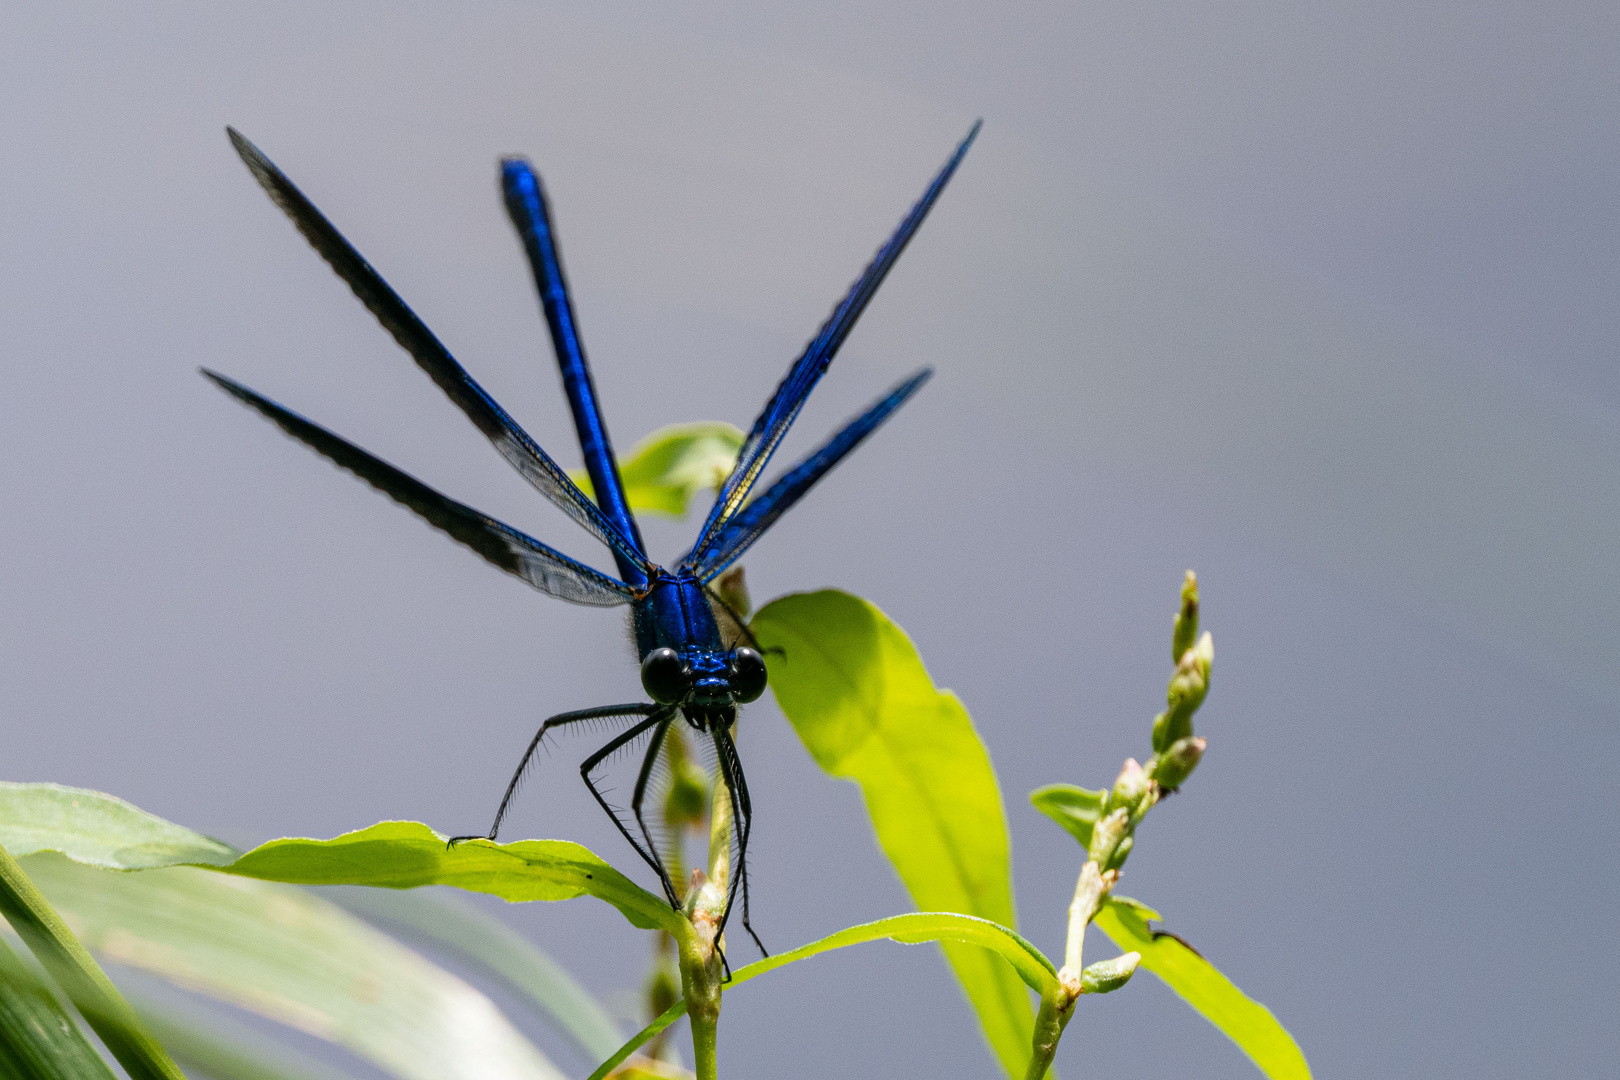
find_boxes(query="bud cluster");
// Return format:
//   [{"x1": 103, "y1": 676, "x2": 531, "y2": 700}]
[
  {"x1": 1148, "y1": 571, "x2": 1211, "y2": 792},
  {"x1": 1040, "y1": 571, "x2": 1217, "y2": 1055}
]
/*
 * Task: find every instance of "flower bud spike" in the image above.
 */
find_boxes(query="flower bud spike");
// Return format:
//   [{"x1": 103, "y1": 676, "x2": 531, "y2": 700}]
[{"x1": 1173, "y1": 570, "x2": 1199, "y2": 663}]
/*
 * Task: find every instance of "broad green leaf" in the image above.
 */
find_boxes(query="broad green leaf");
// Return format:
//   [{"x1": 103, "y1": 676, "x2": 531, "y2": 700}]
[
  {"x1": 1029, "y1": 784, "x2": 1106, "y2": 850},
  {"x1": 223, "y1": 822, "x2": 679, "y2": 934},
  {"x1": 0, "y1": 782, "x2": 235, "y2": 869},
  {"x1": 23, "y1": 853, "x2": 566, "y2": 1080},
  {"x1": 0, "y1": 935, "x2": 117, "y2": 1080},
  {"x1": 570, "y1": 422, "x2": 743, "y2": 517},
  {"x1": 751, "y1": 591, "x2": 1032, "y2": 1079},
  {"x1": 0, "y1": 844, "x2": 186, "y2": 1080},
  {"x1": 1095, "y1": 897, "x2": 1311, "y2": 1080},
  {"x1": 587, "y1": 912, "x2": 1060, "y2": 1080},
  {"x1": 333, "y1": 887, "x2": 625, "y2": 1062}
]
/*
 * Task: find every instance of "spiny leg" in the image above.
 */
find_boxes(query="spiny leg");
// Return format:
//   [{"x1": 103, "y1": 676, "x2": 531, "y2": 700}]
[
  {"x1": 628, "y1": 715, "x2": 679, "y2": 908},
  {"x1": 449, "y1": 702, "x2": 658, "y2": 846},
  {"x1": 580, "y1": 709, "x2": 681, "y2": 908},
  {"x1": 713, "y1": 726, "x2": 768, "y2": 958}
]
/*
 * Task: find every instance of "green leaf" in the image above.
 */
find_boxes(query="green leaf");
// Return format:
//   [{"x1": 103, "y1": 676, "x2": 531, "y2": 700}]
[
  {"x1": 1094, "y1": 897, "x2": 1311, "y2": 1080},
  {"x1": 752, "y1": 591, "x2": 1033, "y2": 1079},
  {"x1": 0, "y1": 844, "x2": 187, "y2": 1080},
  {"x1": 0, "y1": 935, "x2": 117, "y2": 1080},
  {"x1": 0, "y1": 782, "x2": 236, "y2": 869},
  {"x1": 23, "y1": 853, "x2": 566, "y2": 1080},
  {"x1": 587, "y1": 912, "x2": 1060, "y2": 1080},
  {"x1": 222, "y1": 822, "x2": 680, "y2": 934},
  {"x1": 333, "y1": 887, "x2": 625, "y2": 1062},
  {"x1": 1029, "y1": 784, "x2": 1106, "y2": 850},
  {"x1": 570, "y1": 422, "x2": 743, "y2": 517},
  {"x1": 0, "y1": 784, "x2": 677, "y2": 937}
]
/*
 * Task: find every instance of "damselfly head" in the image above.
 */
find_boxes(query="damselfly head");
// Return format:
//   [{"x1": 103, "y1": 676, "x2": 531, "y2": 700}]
[{"x1": 642, "y1": 645, "x2": 767, "y2": 709}]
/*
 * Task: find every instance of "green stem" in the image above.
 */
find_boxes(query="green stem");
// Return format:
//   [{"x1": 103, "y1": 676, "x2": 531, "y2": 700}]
[
  {"x1": 0, "y1": 844, "x2": 188, "y2": 1080},
  {"x1": 1022, "y1": 989, "x2": 1074, "y2": 1080}
]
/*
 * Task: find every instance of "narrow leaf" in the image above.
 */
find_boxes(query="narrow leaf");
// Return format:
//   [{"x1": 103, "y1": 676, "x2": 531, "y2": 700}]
[
  {"x1": 222, "y1": 822, "x2": 679, "y2": 933},
  {"x1": 1095, "y1": 897, "x2": 1311, "y2": 1080},
  {"x1": 23, "y1": 853, "x2": 565, "y2": 1080},
  {"x1": 570, "y1": 422, "x2": 743, "y2": 517},
  {"x1": 0, "y1": 844, "x2": 187, "y2": 1080},
  {"x1": 754, "y1": 590, "x2": 1031, "y2": 1074},
  {"x1": 0, "y1": 783, "x2": 236, "y2": 869},
  {"x1": 588, "y1": 912, "x2": 1059, "y2": 1080},
  {"x1": 333, "y1": 887, "x2": 625, "y2": 1061},
  {"x1": 0, "y1": 935, "x2": 117, "y2": 1080},
  {"x1": 1029, "y1": 784, "x2": 1106, "y2": 850}
]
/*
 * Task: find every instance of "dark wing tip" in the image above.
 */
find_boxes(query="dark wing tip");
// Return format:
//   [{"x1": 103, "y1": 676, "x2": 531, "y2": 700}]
[{"x1": 199, "y1": 366, "x2": 246, "y2": 398}]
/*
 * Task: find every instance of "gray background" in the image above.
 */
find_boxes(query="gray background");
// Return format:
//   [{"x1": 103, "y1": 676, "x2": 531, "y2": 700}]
[{"x1": 3, "y1": 1, "x2": 1617, "y2": 1076}]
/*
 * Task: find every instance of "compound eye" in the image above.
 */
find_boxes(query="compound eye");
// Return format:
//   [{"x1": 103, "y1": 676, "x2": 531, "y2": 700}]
[
  {"x1": 641, "y1": 648, "x2": 690, "y2": 704},
  {"x1": 729, "y1": 647, "x2": 768, "y2": 704}
]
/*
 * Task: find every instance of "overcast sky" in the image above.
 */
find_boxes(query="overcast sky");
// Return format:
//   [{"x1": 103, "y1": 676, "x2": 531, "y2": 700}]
[{"x1": 2, "y1": 3, "x2": 1617, "y2": 1077}]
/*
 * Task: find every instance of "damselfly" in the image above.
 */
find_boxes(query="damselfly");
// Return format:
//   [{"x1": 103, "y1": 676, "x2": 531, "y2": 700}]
[{"x1": 205, "y1": 121, "x2": 979, "y2": 953}]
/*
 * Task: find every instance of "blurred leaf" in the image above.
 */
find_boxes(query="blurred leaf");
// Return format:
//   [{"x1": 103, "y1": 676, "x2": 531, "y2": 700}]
[
  {"x1": 132, "y1": 995, "x2": 359, "y2": 1080},
  {"x1": 1028, "y1": 785, "x2": 1106, "y2": 851},
  {"x1": 223, "y1": 823, "x2": 678, "y2": 934},
  {"x1": 0, "y1": 783, "x2": 236, "y2": 869},
  {"x1": 0, "y1": 934, "x2": 117, "y2": 1080},
  {"x1": 587, "y1": 912, "x2": 1060, "y2": 1080},
  {"x1": 1095, "y1": 897, "x2": 1311, "y2": 1080},
  {"x1": 23, "y1": 854, "x2": 566, "y2": 1080},
  {"x1": 570, "y1": 422, "x2": 743, "y2": 517},
  {"x1": 751, "y1": 591, "x2": 1033, "y2": 1080},
  {"x1": 0, "y1": 844, "x2": 186, "y2": 1080},
  {"x1": 333, "y1": 887, "x2": 624, "y2": 1061}
]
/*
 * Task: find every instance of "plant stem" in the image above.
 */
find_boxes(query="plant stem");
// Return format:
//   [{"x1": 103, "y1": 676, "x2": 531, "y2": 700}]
[{"x1": 1022, "y1": 988, "x2": 1074, "y2": 1080}]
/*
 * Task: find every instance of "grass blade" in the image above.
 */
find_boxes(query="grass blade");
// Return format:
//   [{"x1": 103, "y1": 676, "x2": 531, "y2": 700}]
[
  {"x1": 0, "y1": 934, "x2": 118, "y2": 1080},
  {"x1": 23, "y1": 854, "x2": 565, "y2": 1080},
  {"x1": 0, "y1": 843, "x2": 188, "y2": 1080},
  {"x1": 332, "y1": 887, "x2": 624, "y2": 1061},
  {"x1": 132, "y1": 996, "x2": 359, "y2": 1080}
]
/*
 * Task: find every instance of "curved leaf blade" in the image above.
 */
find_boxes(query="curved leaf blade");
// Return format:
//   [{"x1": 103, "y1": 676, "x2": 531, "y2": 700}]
[
  {"x1": 23, "y1": 854, "x2": 566, "y2": 1080},
  {"x1": 750, "y1": 589, "x2": 1031, "y2": 1074},
  {"x1": 222, "y1": 822, "x2": 679, "y2": 933},
  {"x1": 0, "y1": 783, "x2": 236, "y2": 869},
  {"x1": 1095, "y1": 897, "x2": 1311, "y2": 1080},
  {"x1": 587, "y1": 912, "x2": 1059, "y2": 1080},
  {"x1": 570, "y1": 422, "x2": 743, "y2": 518}
]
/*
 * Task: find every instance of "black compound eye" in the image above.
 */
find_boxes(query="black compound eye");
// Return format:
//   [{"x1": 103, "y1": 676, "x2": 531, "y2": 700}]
[
  {"x1": 641, "y1": 648, "x2": 690, "y2": 704},
  {"x1": 729, "y1": 647, "x2": 768, "y2": 703}
]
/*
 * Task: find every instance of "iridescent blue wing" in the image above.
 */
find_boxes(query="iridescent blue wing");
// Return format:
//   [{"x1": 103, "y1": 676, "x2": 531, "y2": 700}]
[
  {"x1": 501, "y1": 158, "x2": 649, "y2": 588},
  {"x1": 682, "y1": 121, "x2": 979, "y2": 570},
  {"x1": 225, "y1": 128, "x2": 655, "y2": 583},
  {"x1": 203, "y1": 370, "x2": 637, "y2": 607},
  {"x1": 684, "y1": 367, "x2": 932, "y2": 581}
]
